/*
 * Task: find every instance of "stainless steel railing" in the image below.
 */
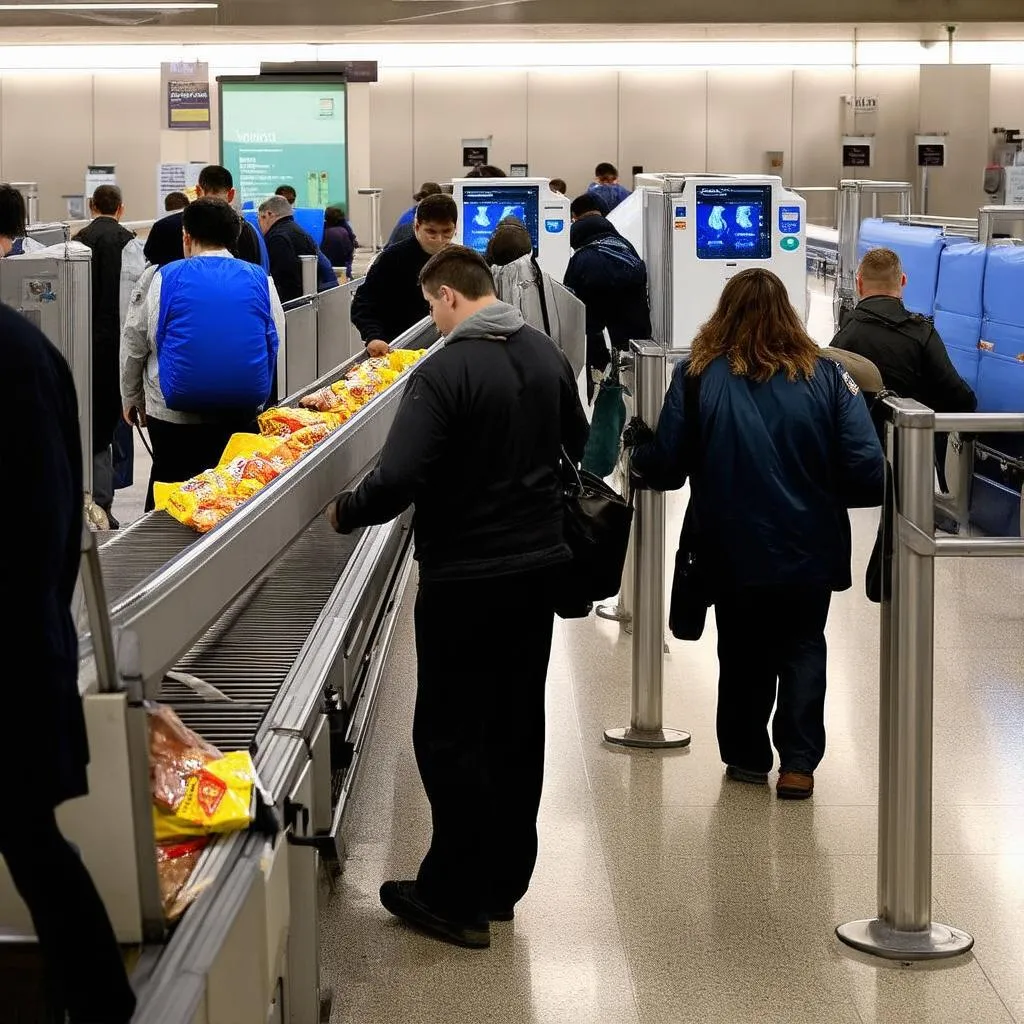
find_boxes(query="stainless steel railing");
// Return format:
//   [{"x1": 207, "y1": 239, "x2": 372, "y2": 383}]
[{"x1": 837, "y1": 401, "x2": 1024, "y2": 960}]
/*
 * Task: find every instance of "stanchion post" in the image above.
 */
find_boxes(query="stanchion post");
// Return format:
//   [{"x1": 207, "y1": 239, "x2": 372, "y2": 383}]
[
  {"x1": 837, "y1": 399, "x2": 973, "y2": 959},
  {"x1": 604, "y1": 342, "x2": 690, "y2": 750}
]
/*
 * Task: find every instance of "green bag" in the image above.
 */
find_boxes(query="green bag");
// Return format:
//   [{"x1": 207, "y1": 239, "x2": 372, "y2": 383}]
[{"x1": 581, "y1": 365, "x2": 626, "y2": 479}]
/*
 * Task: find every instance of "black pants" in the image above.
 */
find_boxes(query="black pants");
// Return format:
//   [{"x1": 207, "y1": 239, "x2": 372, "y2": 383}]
[
  {"x1": 145, "y1": 414, "x2": 257, "y2": 511},
  {"x1": 0, "y1": 810, "x2": 136, "y2": 1023},
  {"x1": 714, "y1": 585, "x2": 832, "y2": 775},
  {"x1": 412, "y1": 568, "x2": 557, "y2": 924}
]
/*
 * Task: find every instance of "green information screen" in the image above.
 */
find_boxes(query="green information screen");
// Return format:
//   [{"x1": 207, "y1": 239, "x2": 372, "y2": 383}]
[{"x1": 220, "y1": 78, "x2": 348, "y2": 211}]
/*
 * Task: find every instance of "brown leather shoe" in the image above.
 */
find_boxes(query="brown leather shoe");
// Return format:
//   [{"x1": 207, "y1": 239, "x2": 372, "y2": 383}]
[{"x1": 776, "y1": 771, "x2": 814, "y2": 799}]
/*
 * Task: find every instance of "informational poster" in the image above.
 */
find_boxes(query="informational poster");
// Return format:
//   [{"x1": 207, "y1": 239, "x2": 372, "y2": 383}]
[
  {"x1": 219, "y1": 78, "x2": 348, "y2": 211},
  {"x1": 916, "y1": 135, "x2": 947, "y2": 168},
  {"x1": 161, "y1": 62, "x2": 211, "y2": 131},
  {"x1": 1005, "y1": 166, "x2": 1024, "y2": 205},
  {"x1": 155, "y1": 162, "x2": 205, "y2": 218},
  {"x1": 842, "y1": 136, "x2": 873, "y2": 169},
  {"x1": 85, "y1": 164, "x2": 116, "y2": 200}
]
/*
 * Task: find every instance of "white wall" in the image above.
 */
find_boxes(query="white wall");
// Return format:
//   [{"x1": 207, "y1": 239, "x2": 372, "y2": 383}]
[{"x1": 0, "y1": 62, "x2": 1013, "y2": 231}]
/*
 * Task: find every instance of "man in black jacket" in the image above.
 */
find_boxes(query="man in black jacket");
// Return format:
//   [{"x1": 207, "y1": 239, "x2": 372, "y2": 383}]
[
  {"x1": 563, "y1": 207, "x2": 652, "y2": 390},
  {"x1": 1, "y1": 305, "x2": 136, "y2": 1023},
  {"x1": 351, "y1": 193, "x2": 458, "y2": 356},
  {"x1": 830, "y1": 247, "x2": 977, "y2": 413},
  {"x1": 73, "y1": 184, "x2": 145, "y2": 527},
  {"x1": 329, "y1": 246, "x2": 588, "y2": 949},
  {"x1": 144, "y1": 164, "x2": 267, "y2": 270}
]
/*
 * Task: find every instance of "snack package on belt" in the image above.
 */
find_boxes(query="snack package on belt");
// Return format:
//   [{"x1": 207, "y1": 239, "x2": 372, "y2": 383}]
[
  {"x1": 156, "y1": 837, "x2": 209, "y2": 921},
  {"x1": 147, "y1": 705, "x2": 256, "y2": 841},
  {"x1": 257, "y1": 406, "x2": 344, "y2": 437}
]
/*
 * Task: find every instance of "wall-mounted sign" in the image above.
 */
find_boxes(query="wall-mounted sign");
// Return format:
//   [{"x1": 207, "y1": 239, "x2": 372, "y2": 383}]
[
  {"x1": 850, "y1": 95, "x2": 879, "y2": 114},
  {"x1": 463, "y1": 146, "x2": 488, "y2": 168},
  {"x1": 509, "y1": 163, "x2": 529, "y2": 177},
  {"x1": 85, "y1": 164, "x2": 116, "y2": 198},
  {"x1": 842, "y1": 136, "x2": 874, "y2": 169},
  {"x1": 156, "y1": 162, "x2": 206, "y2": 218},
  {"x1": 916, "y1": 135, "x2": 947, "y2": 168},
  {"x1": 161, "y1": 61, "x2": 211, "y2": 131}
]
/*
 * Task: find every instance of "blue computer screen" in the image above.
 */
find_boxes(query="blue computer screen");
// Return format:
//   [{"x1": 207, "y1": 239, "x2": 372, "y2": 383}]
[
  {"x1": 462, "y1": 185, "x2": 540, "y2": 257},
  {"x1": 695, "y1": 185, "x2": 772, "y2": 260}
]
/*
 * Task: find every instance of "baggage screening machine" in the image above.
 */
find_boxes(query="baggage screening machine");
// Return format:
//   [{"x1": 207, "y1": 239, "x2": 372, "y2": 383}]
[
  {"x1": 609, "y1": 173, "x2": 808, "y2": 345},
  {"x1": 452, "y1": 177, "x2": 571, "y2": 282}
]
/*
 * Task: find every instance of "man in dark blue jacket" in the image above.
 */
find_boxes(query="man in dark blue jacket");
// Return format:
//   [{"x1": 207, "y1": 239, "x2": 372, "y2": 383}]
[
  {"x1": 1, "y1": 304, "x2": 136, "y2": 1022},
  {"x1": 563, "y1": 208, "x2": 652, "y2": 393},
  {"x1": 329, "y1": 245, "x2": 588, "y2": 949}
]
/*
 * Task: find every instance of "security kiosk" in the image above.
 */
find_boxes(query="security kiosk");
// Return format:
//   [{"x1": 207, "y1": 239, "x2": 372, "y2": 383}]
[
  {"x1": 452, "y1": 177, "x2": 571, "y2": 282},
  {"x1": 609, "y1": 173, "x2": 807, "y2": 346}
]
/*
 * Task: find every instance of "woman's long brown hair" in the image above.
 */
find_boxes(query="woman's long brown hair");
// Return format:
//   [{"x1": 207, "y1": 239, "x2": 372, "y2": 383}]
[{"x1": 688, "y1": 268, "x2": 820, "y2": 382}]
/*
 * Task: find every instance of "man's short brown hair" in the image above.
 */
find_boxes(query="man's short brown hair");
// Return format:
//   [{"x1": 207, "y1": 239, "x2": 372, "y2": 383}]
[
  {"x1": 419, "y1": 244, "x2": 496, "y2": 300},
  {"x1": 415, "y1": 193, "x2": 458, "y2": 227},
  {"x1": 858, "y1": 247, "x2": 903, "y2": 289},
  {"x1": 91, "y1": 184, "x2": 122, "y2": 216}
]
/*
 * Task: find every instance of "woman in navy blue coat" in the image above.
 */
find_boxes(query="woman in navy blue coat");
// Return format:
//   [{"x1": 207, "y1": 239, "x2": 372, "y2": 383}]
[
  {"x1": 632, "y1": 269, "x2": 884, "y2": 799},
  {"x1": 0, "y1": 304, "x2": 136, "y2": 1021}
]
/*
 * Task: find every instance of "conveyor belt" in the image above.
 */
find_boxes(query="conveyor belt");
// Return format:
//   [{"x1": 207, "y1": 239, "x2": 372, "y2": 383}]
[
  {"x1": 97, "y1": 514, "x2": 202, "y2": 605},
  {"x1": 156, "y1": 517, "x2": 363, "y2": 751}
]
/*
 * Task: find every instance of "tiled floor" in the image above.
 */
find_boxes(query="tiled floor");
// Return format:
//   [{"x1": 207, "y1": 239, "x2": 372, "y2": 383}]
[
  {"x1": 316, "y1": 283, "x2": 1024, "y2": 1023},
  {"x1": 106, "y1": 280, "x2": 1023, "y2": 1022}
]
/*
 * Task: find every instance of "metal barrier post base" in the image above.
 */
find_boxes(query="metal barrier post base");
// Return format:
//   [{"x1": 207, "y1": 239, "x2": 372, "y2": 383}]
[
  {"x1": 596, "y1": 601, "x2": 632, "y2": 630},
  {"x1": 604, "y1": 726, "x2": 690, "y2": 749},
  {"x1": 836, "y1": 919, "x2": 974, "y2": 961}
]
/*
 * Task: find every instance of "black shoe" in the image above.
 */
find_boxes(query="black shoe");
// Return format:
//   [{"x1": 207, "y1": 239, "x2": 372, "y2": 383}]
[
  {"x1": 489, "y1": 907, "x2": 515, "y2": 922},
  {"x1": 379, "y1": 881, "x2": 490, "y2": 949},
  {"x1": 726, "y1": 765, "x2": 769, "y2": 785}
]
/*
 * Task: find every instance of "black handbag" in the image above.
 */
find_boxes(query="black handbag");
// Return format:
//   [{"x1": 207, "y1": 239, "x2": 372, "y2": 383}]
[
  {"x1": 668, "y1": 369, "x2": 712, "y2": 641},
  {"x1": 556, "y1": 455, "x2": 634, "y2": 619}
]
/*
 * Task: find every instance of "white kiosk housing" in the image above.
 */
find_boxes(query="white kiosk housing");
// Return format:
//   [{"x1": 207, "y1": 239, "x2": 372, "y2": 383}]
[
  {"x1": 609, "y1": 173, "x2": 808, "y2": 346},
  {"x1": 452, "y1": 177, "x2": 571, "y2": 282}
]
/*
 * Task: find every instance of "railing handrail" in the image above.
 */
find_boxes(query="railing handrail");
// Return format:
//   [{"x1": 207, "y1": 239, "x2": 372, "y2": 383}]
[{"x1": 935, "y1": 412, "x2": 1024, "y2": 433}]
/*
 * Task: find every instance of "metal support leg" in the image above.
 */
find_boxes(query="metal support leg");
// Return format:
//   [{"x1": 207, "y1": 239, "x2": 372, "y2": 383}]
[
  {"x1": 604, "y1": 343, "x2": 690, "y2": 750},
  {"x1": 837, "y1": 400, "x2": 972, "y2": 960}
]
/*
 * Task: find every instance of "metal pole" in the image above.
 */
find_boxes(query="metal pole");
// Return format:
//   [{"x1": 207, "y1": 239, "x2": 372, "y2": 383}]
[
  {"x1": 604, "y1": 342, "x2": 690, "y2": 750},
  {"x1": 80, "y1": 523, "x2": 121, "y2": 693},
  {"x1": 837, "y1": 399, "x2": 973, "y2": 960},
  {"x1": 300, "y1": 253, "x2": 318, "y2": 297}
]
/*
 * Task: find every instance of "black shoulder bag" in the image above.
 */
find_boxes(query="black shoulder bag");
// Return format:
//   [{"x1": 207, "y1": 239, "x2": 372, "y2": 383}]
[
  {"x1": 668, "y1": 370, "x2": 712, "y2": 641},
  {"x1": 555, "y1": 454, "x2": 634, "y2": 619}
]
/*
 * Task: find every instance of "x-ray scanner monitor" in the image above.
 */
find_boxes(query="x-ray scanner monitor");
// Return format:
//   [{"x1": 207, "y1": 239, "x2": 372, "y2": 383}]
[
  {"x1": 453, "y1": 177, "x2": 571, "y2": 282},
  {"x1": 609, "y1": 173, "x2": 807, "y2": 346}
]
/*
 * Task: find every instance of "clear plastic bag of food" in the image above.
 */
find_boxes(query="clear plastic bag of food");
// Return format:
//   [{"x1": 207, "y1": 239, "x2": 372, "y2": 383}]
[{"x1": 156, "y1": 837, "x2": 209, "y2": 921}]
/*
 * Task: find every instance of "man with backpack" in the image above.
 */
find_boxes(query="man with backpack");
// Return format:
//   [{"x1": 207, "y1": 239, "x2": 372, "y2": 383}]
[
  {"x1": 120, "y1": 198, "x2": 285, "y2": 510},
  {"x1": 563, "y1": 199, "x2": 652, "y2": 397}
]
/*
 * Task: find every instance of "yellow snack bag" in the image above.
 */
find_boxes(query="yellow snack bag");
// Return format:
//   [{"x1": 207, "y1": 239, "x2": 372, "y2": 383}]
[
  {"x1": 218, "y1": 432, "x2": 285, "y2": 465},
  {"x1": 152, "y1": 750, "x2": 256, "y2": 841}
]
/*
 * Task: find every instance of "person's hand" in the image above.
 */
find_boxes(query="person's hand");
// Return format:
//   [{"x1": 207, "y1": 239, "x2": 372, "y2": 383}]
[
  {"x1": 123, "y1": 404, "x2": 147, "y2": 428},
  {"x1": 366, "y1": 340, "x2": 390, "y2": 357},
  {"x1": 622, "y1": 415, "x2": 654, "y2": 449},
  {"x1": 327, "y1": 492, "x2": 353, "y2": 534}
]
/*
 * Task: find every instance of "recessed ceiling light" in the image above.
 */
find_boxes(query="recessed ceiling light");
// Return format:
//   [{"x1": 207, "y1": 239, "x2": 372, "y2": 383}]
[{"x1": 0, "y1": 2, "x2": 217, "y2": 9}]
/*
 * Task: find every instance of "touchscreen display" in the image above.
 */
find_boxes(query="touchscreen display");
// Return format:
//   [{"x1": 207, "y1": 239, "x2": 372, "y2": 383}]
[
  {"x1": 695, "y1": 185, "x2": 772, "y2": 260},
  {"x1": 462, "y1": 185, "x2": 540, "y2": 256}
]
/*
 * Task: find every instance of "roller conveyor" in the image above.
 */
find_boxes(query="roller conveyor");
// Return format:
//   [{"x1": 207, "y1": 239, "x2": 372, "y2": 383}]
[{"x1": 157, "y1": 521, "x2": 364, "y2": 751}]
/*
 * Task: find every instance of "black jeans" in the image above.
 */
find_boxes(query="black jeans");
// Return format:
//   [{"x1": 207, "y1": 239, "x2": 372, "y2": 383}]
[
  {"x1": 145, "y1": 413, "x2": 258, "y2": 511},
  {"x1": 714, "y1": 585, "x2": 832, "y2": 775},
  {"x1": 0, "y1": 810, "x2": 136, "y2": 1023},
  {"x1": 412, "y1": 568, "x2": 557, "y2": 924}
]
